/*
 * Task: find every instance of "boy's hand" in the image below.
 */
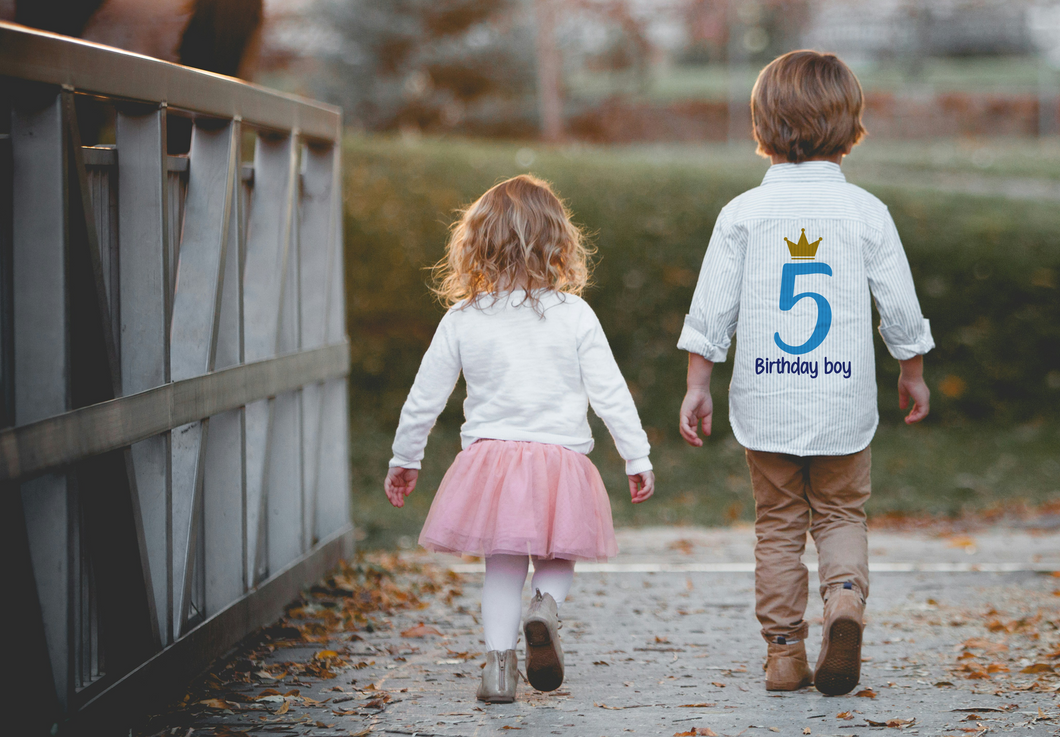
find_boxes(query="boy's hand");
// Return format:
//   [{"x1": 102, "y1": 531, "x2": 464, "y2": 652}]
[
  {"x1": 679, "y1": 390, "x2": 713, "y2": 446},
  {"x1": 898, "y1": 355, "x2": 930, "y2": 424},
  {"x1": 629, "y1": 470, "x2": 655, "y2": 503},
  {"x1": 680, "y1": 353, "x2": 714, "y2": 446},
  {"x1": 385, "y1": 467, "x2": 419, "y2": 507}
]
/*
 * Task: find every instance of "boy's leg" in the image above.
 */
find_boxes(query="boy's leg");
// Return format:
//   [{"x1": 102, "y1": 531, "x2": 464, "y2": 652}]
[
  {"x1": 530, "y1": 557, "x2": 575, "y2": 605},
  {"x1": 482, "y1": 554, "x2": 530, "y2": 651},
  {"x1": 745, "y1": 449, "x2": 812, "y2": 643},
  {"x1": 806, "y1": 448, "x2": 871, "y2": 600},
  {"x1": 805, "y1": 448, "x2": 871, "y2": 696}
]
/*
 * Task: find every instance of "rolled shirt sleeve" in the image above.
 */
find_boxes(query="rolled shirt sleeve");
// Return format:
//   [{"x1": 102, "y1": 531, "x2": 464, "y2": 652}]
[
  {"x1": 677, "y1": 209, "x2": 745, "y2": 362},
  {"x1": 868, "y1": 212, "x2": 935, "y2": 360}
]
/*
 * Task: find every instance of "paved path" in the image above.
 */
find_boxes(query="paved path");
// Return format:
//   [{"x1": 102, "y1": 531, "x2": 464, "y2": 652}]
[{"x1": 146, "y1": 526, "x2": 1060, "y2": 737}]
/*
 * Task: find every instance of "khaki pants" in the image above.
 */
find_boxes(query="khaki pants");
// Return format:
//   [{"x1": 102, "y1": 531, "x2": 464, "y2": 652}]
[{"x1": 745, "y1": 447, "x2": 871, "y2": 643}]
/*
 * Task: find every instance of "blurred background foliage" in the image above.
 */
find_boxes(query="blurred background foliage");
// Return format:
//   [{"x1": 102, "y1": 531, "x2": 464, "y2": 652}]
[{"x1": 308, "y1": 0, "x2": 539, "y2": 134}]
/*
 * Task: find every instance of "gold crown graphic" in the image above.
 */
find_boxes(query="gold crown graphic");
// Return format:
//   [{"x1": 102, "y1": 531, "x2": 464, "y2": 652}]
[{"x1": 784, "y1": 229, "x2": 822, "y2": 260}]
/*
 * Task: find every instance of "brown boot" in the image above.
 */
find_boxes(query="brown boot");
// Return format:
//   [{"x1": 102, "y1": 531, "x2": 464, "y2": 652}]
[
  {"x1": 476, "y1": 649, "x2": 518, "y2": 703},
  {"x1": 814, "y1": 582, "x2": 864, "y2": 696},
  {"x1": 765, "y1": 637, "x2": 813, "y2": 691},
  {"x1": 524, "y1": 589, "x2": 564, "y2": 691}
]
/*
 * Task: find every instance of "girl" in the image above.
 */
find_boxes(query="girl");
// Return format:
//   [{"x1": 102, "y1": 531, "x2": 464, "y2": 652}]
[{"x1": 384, "y1": 174, "x2": 655, "y2": 704}]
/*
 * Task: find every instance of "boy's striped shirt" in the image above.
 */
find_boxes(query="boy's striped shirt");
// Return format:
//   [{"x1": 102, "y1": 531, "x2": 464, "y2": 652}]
[{"x1": 678, "y1": 161, "x2": 933, "y2": 456}]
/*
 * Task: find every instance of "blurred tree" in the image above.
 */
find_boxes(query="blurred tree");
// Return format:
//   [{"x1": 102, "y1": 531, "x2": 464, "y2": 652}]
[{"x1": 311, "y1": 0, "x2": 538, "y2": 135}]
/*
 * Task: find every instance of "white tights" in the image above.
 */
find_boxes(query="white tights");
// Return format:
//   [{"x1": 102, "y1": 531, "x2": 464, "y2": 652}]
[{"x1": 482, "y1": 554, "x2": 575, "y2": 652}]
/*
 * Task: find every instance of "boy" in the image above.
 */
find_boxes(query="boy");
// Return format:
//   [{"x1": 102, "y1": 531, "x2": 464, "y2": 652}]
[{"x1": 677, "y1": 50, "x2": 933, "y2": 695}]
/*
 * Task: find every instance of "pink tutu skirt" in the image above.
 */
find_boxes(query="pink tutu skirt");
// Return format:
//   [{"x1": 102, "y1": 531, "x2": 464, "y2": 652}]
[{"x1": 418, "y1": 439, "x2": 618, "y2": 561}]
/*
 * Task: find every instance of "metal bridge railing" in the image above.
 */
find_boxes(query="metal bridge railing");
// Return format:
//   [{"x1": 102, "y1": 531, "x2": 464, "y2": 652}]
[{"x1": 1, "y1": 22, "x2": 352, "y2": 733}]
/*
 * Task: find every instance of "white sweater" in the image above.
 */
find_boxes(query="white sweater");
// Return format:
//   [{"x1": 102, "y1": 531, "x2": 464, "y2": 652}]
[{"x1": 390, "y1": 291, "x2": 652, "y2": 475}]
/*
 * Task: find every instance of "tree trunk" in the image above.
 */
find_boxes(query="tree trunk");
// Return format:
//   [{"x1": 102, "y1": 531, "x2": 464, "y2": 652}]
[{"x1": 534, "y1": 0, "x2": 563, "y2": 142}]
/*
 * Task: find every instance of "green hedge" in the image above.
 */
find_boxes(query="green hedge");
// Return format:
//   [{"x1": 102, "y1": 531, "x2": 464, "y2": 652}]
[{"x1": 345, "y1": 135, "x2": 1060, "y2": 432}]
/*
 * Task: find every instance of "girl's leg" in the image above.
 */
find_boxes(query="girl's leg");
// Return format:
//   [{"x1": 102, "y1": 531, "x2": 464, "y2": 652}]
[
  {"x1": 482, "y1": 554, "x2": 530, "y2": 651},
  {"x1": 530, "y1": 557, "x2": 575, "y2": 605}
]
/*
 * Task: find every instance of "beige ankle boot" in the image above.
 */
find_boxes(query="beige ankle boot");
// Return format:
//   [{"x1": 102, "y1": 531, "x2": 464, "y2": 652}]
[
  {"x1": 765, "y1": 637, "x2": 813, "y2": 691},
  {"x1": 814, "y1": 582, "x2": 865, "y2": 696},
  {"x1": 476, "y1": 649, "x2": 518, "y2": 703},
  {"x1": 524, "y1": 589, "x2": 564, "y2": 692}
]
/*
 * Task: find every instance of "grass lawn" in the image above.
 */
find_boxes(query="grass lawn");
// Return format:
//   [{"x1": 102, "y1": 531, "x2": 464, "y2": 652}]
[{"x1": 342, "y1": 134, "x2": 1060, "y2": 550}]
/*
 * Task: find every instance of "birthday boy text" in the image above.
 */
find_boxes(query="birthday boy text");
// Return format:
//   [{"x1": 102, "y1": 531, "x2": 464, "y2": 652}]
[{"x1": 755, "y1": 356, "x2": 852, "y2": 379}]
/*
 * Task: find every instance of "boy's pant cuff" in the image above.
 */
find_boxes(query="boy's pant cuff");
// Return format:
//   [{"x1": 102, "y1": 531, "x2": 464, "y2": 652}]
[{"x1": 760, "y1": 621, "x2": 809, "y2": 643}]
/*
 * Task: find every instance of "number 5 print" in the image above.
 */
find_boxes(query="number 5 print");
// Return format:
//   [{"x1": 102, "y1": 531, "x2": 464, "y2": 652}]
[{"x1": 774, "y1": 262, "x2": 833, "y2": 355}]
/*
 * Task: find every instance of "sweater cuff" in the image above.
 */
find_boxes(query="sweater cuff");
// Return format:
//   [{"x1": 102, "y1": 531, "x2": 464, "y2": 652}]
[
  {"x1": 625, "y1": 457, "x2": 653, "y2": 476},
  {"x1": 879, "y1": 318, "x2": 935, "y2": 361},
  {"x1": 388, "y1": 455, "x2": 422, "y2": 470},
  {"x1": 676, "y1": 315, "x2": 730, "y2": 362}
]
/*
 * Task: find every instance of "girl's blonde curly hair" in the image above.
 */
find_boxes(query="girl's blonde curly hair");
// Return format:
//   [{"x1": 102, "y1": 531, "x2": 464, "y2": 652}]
[{"x1": 432, "y1": 174, "x2": 592, "y2": 309}]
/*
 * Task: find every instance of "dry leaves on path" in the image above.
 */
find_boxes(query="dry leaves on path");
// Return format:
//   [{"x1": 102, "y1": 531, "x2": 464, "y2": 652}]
[
  {"x1": 674, "y1": 728, "x2": 717, "y2": 737},
  {"x1": 865, "y1": 717, "x2": 916, "y2": 728},
  {"x1": 401, "y1": 622, "x2": 443, "y2": 638},
  {"x1": 198, "y1": 698, "x2": 236, "y2": 711}
]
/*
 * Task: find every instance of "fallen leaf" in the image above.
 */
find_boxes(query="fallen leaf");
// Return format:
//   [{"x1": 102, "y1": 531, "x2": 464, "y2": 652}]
[
  {"x1": 711, "y1": 681, "x2": 725, "y2": 688},
  {"x1": 349, "y1": 730, "x2": 372, "y2": 737},
  {"x1": 673, "y1": 729, "x2": 717, "y2": 737},
  {"x1": 803, "y1": 729, "x2": 811, "y2": 734},
  {"x1": 837, "y1": 711, "x2": 854, "y2": 720},
  {"x1": 315, "y1": 650, "x2": 340, "y2": 660},
  {"x1": 254, "y1": 695, "x2": 285, "y2": 704},
  {"x1": 1020, "y1": 663, "x2": 1054, "y2": 674},
  {"x1": 946, "y1": 535, "x2": 976, "y2": 550},
  {"x1": 678, "y1": 703, "x2": 717, "y2": 708},
  {"x1": 401, "y1": 623, "x2": 443, "y2": 638},
  {"x1": 500, "y1": 727, "x2": 521, "y2": 731},
  {"x1": 855, "y1": 688, "x2": 877, "y2": 698},
  {"x1": 866, "y1": 717, "x2": 915, "y2": 728},
  {"x1": 198, "y1": 698, "x2": 236, "y2": 711},
  {"x1": 935, "y1": 681, "x2": 956, "y2": 687},
  {"x1": 592, "y1": 661, "x2": 610, "y2": 666},
  {"x1": 275, "y1": 699, "x2": 290, "y2": 715},
  {"x1": 655, "y1": 635, "x2": 670, "y2": 644}
]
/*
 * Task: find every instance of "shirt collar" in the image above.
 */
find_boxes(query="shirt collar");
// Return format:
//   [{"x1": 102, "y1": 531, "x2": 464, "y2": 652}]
[{"x1": 761, "y1": 160, "x2": 846, "y2": 185}]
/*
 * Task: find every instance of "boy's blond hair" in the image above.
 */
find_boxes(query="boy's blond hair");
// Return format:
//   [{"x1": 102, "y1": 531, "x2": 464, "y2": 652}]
[
  {"x1": 433, "y1": 174, "x2": 592, "y2": 309},
  {"x1": 751, "y1": 50, "x2": 866, "y2": 163}
]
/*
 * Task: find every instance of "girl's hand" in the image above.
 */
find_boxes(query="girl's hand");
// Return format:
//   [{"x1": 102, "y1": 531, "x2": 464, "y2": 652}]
[
  {"x1": 385, "y1": 467, "x2": 419, "y2": 507},
  {"x1": 629, "y1": 470, "x2": 655, "y2": 504}
]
